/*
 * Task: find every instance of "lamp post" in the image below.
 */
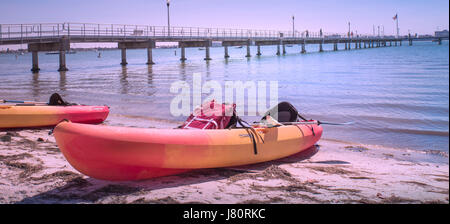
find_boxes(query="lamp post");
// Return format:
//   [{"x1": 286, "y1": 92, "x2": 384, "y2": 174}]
[
  {"x1": 348, "y1": 22, "x2": 350, "y2": 37},
  {"x1": 292, "y1": 15, "x2": 295, "y2": 37},
  {"x1": 166, "y1": 0, "x2": 171, "y2": 37}
]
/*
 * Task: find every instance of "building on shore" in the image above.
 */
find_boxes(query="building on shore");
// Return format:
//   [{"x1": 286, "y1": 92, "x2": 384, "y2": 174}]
[{"x1": 435, "y1": 30, "x2": 449, "y2": 38}]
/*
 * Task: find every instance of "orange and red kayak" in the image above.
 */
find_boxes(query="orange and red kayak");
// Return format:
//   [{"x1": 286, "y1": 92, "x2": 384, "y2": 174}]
[
  {"x1": 0, "y1": 105, "x2": 109, "y2": 129},
  {"x1": 53, "y1": 121, "x2": 323, "y2": 181}
]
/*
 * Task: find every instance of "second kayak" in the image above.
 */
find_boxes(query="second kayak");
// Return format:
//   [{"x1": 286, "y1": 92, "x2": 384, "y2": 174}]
[{"x1": 0, "y1": 105, "x2": 109, "y2": 128}]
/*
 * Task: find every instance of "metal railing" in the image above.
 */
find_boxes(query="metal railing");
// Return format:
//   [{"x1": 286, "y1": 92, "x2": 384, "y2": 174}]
[{"x1": 0, "y1": 22, "x2": 391, "y2": 43}]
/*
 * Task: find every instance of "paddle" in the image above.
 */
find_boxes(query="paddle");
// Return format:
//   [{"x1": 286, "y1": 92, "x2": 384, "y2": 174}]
[
  {"x1": 1, "y1": 99, "x2": 48, "y2": 105},
  {"x1": 253, "y1": 120, "x2": 354, "y2": 127},
  {"x1": 284, "y1": 121, "x2": 355, "y2": 126}
]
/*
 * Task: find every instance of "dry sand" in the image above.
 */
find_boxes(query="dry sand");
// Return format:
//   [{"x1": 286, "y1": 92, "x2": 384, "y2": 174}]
[{"x1": 0, "y1": 122, "x2": 448, "y2": 204}]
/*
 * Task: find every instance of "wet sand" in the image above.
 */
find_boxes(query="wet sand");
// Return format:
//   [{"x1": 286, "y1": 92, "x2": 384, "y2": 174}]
[{"x1": 0, "y1": 123, "x2": 448, "y2": 204}]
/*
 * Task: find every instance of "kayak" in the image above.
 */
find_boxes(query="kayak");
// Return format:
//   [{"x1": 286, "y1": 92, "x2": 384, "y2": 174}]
[
  {"x1": 0, "y1": 105, "x2": 109, "y2": 128},
  {"x1": 53, "y1": 121, "x2": 323, "y2": 181}
]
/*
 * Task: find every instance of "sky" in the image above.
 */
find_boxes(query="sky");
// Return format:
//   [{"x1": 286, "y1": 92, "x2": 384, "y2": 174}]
[{"x1": 0, "y1": 0, "x2": 448, "y2": 35}]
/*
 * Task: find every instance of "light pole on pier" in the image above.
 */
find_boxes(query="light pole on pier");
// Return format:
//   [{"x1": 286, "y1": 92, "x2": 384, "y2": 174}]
[
  {"x1": 292, "y1": 15, "x2": 295, "y2": 37},
  {"x1": 166, "y1": 0, "x2": 171, "y2": 37},
  {"x1": 348, "y1": 22, "x2": 351, "y2": 37}
]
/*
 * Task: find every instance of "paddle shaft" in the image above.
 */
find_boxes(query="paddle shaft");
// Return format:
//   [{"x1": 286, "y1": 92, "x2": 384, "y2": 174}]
[
  {"x1": 1, "y1": 100, "x2": 47, "y2": 104},
  {"x1": 254, "y1": 121, "x2": 354, "y2": 127}
]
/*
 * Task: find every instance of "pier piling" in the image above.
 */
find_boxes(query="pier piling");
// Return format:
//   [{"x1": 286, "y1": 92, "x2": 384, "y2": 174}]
[
  {"x1": 180, "y1": 47, "x2": 186, "y2": 62},
  {"x1": 147, "y1": 47, "x2": 155, "y2": 64},
  {"x1": 31, "y1": 51, "x2": 40, "y2": 73},
  {"x1": 58, "y1": 51, "x2": 68, "y2": 71},
  {"x1": 301, "y1": 41, "x2": 306, "y2": 54},
  {"x1": 256, "y1": 45, "x2": 261, "y2": 56},
  {"x1": 246, "y1": 43, "x2": 251, "y2": 57},
  {"x1": 205, "y1": 46, "x2": 212, "y2": 60},
  {"x1": 120, "y1": 48, "x2": 127, "y2": 65},
  {"x1": 224, "y1": 46, "x2": 230, "y2": 58}
]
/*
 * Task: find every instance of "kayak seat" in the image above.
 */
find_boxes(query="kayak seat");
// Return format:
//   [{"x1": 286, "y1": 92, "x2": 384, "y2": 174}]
[
  {"x1": 261, "y1": 101, "x2": 303, "y2": 123},
  {"x1": 48, "y1": 93, "x2": 77, "y2": 106}
]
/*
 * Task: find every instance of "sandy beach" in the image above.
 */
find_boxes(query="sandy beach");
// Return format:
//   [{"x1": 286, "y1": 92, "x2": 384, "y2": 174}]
[{"x1": 0, "y1": 119, "x2": 448, "y2": 204}]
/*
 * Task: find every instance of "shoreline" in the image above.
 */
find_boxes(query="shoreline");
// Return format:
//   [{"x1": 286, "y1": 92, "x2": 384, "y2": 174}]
[{"x1": 0, "y1": 121, "x2": 448, "y2": 204}]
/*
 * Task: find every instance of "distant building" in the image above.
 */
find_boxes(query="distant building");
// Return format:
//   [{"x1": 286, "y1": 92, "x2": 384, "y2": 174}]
[{"x1": 435, "y1": 30, "x2": 449, "y2": 38}]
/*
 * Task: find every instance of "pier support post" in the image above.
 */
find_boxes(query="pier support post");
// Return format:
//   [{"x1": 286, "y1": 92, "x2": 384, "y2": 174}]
[
  {"x1": 205, "y1": 46, "x2": 212, "y2": 60},
  {"x1": 333, "y1": 42, "x2": 338, "y2": 51},
  {"x1": 246, "y1": 43, "x2": 251, "y2": 57},
  {"x1": 121, "y1": 48, "x2": 127, "y2": 65},
  {"x1": 301, "y1": 41, "x2": 306, "y2": 53},
  {"x1": 282, "y1": 44, "x2": 286, "y2": 55},
  {"x1": 364, "y1": 41, "x2": 367, "y2": 48},
  {"x1": 359, "y1": 41, "x2": 362, "y2": 49},
  {"x1": 31, "y1": 51, "x2": 40, "y2": 73},
  {"x1": 400, "y1": 40, "x2": 402, "y2": 46},
  {"x1": 345, "y1": 42, "x2": 348, "y2": 50},
  {"x1": 256, "y1": 45, "x2": 261, "y2": 56},
  {"x1": 319, "y1": 42, "x2": 323, "y2": 52},
  {"x1": 58, "y1": 51, "x2": 68, "y2": 71},
  {"x1": 354, "y1": 41, "x2": 357, "y2": 49},
  {"x1": 180, "y1": 47, "x2": 186, "y2": 62},
  {"x1": 147, "y1": 47, "x2": 155, "y2": 64},
  {"x1": 224, "y1": 46, "x2": 230, "y2": 58}
]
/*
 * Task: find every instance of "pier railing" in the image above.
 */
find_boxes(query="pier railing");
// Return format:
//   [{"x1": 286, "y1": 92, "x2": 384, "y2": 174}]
[{"x1": 0, "y1": 22, "x2": 385, "y2": 43}]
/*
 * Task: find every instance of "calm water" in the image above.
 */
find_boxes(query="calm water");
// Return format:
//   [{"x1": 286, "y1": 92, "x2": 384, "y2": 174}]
[{"x1": 0, "y1": 41, "x2": 448, "y2": 152}]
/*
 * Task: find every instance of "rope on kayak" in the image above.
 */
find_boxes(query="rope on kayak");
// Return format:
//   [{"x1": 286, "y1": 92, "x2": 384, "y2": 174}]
[
  {"x1": 237, "y1": 117, "x2": 264, "y2": 155},
  {"x1": 296, "y1": 112, "x2": 316, "y2": 136}
]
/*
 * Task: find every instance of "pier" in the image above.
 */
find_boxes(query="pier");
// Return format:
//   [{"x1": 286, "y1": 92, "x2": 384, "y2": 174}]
[{"x1": 0, "y1": 23, "x2": 446, "y2": 72}]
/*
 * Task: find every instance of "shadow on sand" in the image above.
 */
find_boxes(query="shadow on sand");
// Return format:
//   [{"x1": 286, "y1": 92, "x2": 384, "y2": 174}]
[{"x1": 17, "y1": 145, "x2": 322, "y2": 204}]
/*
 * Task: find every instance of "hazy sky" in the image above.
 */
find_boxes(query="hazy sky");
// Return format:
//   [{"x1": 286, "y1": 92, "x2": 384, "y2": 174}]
[{"x1": 0, "y1": 0, "x2": 449, "y2": 35}]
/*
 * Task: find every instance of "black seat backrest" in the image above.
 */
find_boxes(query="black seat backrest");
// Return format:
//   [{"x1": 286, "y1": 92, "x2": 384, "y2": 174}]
[
  {"x1": 261, "y1": 101, "x2": 300, "y2": 122},
  {"x1": 48, "y1": 93, "x2": 68, "y2": 106}
]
